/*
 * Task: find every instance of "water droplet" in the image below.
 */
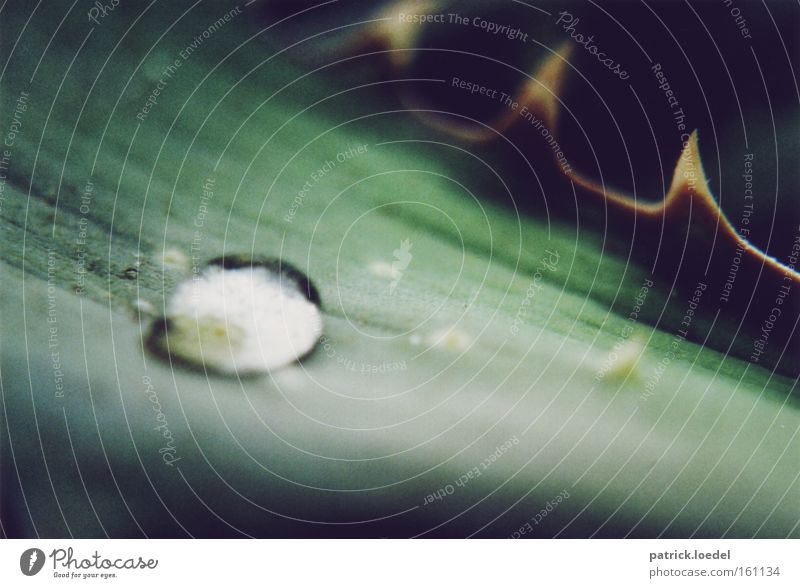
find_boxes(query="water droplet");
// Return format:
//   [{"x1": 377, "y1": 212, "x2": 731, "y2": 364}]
[
  {"x1": 410, "y1": 327, "x2": 471, "y2": 352},
  {"x1": 159, "y1": 248, "x2": 190, "y2": 271},
  {"x1": 431, "y1": 327, "x2": 471, "y2": 351},
  {"x1": 147, "y1": 256, "x2": 322, "y2": 375},
  {"x1": 132, "y1": 298, "x2": 155, "y2": 317},
  {"x1": 598, "y1": 336, "x2": 646, "y2": 382},
  {"x1": 121, "y1": 267, "x2": 139, "y2": 280},
  {"x1": 369, "y1": 261, "x2": 400, "y2": 280}
]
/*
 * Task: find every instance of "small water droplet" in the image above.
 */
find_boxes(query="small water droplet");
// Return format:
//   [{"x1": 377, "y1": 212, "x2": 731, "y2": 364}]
[
  {"x1": 369, "y1": 261, "x2": 400, "y2": 280},
  {"x1": 431, "y1": 327, "x2": 471, "y2": 351},
  {"x1": 121, "y1": 267, "x2": 139, "y2": 280},
  {"x1": 147, "y1": 256, "x2": 322, "y2": 375},
  {"x1": 607, "y1": 336, "x2": 646, "y2": 381},
  {"x1": 410, "y1": 327, "x2": 471, "y2": 351},
  {"x1": 159, "y1": 248, "x2": 190, "y2": 271},
  {"x1": 132, "y1": 298, "x2": 155, "y2": 316}
]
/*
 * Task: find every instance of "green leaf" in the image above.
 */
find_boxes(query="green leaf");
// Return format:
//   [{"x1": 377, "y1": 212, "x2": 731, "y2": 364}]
[{"x1": 1, "y1": 0, "x2": 797, "y2": 538}]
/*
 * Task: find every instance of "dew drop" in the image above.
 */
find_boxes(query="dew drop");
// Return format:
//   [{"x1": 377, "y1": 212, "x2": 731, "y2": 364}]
[
  {"x1": 602, "y1": 336, "x2": 646, "y2": 381},
  {"x1": 369, "y1": 261, "x2": 400, "y2": 280},
  {"x1": 431, "y1": 327, "x2": 471, "y2": 352},
  {"x1": 159, "y1": 247, "x2": 190, "y2": 271},
  {"x1": 147, "y1": 256, "x2": 322, "y2": 375},
  {"x1": 121, "y1": 267, "x2": 139, "y2": 280},
  {"x1": 410, "y1": 327, "x2": 471, "y2": 352},
  {"x1": 132, "y1": 298, "x2": 155, "y2": 317}
]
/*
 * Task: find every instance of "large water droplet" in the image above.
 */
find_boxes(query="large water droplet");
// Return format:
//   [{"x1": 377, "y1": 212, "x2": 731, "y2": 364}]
[{"x1": 147, "y1": 256, "x2": 322, "y2": 375}]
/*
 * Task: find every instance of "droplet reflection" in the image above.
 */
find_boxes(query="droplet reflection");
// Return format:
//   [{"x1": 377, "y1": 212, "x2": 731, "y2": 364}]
[{"x1": 147, "y1": 256, "x2": 322, "y2": 375}]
